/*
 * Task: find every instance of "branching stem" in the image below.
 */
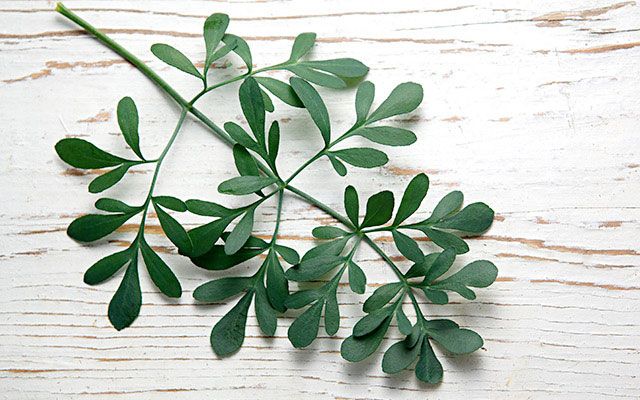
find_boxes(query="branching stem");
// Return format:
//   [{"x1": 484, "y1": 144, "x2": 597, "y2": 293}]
[{"x1": 56, "y1": 3, "x2": 423, "y2": 318}]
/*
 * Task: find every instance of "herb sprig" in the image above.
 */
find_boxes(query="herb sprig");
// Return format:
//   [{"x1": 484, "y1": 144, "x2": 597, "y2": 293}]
[{"x1": 54, "y1": 3, "x2": 497, "y2": 384}]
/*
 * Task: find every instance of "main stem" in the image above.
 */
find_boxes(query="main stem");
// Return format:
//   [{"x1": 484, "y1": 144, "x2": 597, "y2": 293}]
[{"x1": 56, "y1": 4, "x2": 416, "y2": 299}]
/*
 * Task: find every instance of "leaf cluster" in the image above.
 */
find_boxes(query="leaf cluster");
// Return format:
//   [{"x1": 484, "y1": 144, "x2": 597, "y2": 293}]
[{"x1": 55, "y1": 9, "x2": 498, "y2": 385}]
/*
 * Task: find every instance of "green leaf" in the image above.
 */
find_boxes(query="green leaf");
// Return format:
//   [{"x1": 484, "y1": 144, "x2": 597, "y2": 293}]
[
  {"x1": 255, "y1": 282, "x2": 277, "y2": 335},
  {"x1": 267, "y1": 121, "x2": 280, "y2": 165},
  {"x1": 394, "y1": 173, "x2": 429, "y2": 225},
  {"x1": 84, "y1": 247, "x2": 132, "y2": 285},
  {"x1": 191, "y1": 245, "x2": 267, "y2": 271},
  {"x1": 218, "y1": 176, "x2": 278, "y2": 195},
  {"x1": 255, "y1": 77, "x2": 303, "y2": 108},
  {"x1": 422, "y1": 288, "x2": 448, "y2": 305},
  {"x1": 289, "y1": 32, "x2": 316, "y2": 61},
  {"x1": 210, "y1": 291, "x2": 253, "y2": 356},
  {"x1": 239, "y1": 78, "x2": 265, "y2": 142},
  {"x1": 312, "y1": 226, "x2": 349, "y2": 239},
  {"x1": 353, "y1": 306, "x2": 394, "y2": 337},
  {"x1": 266, "y1": 253, "x2": 289, "y2": 312},
  {"x1": 341, "y1": 316, "x2": 392, "y2": 362},
  {"x1": 423, "y1": 248, "x2": 456, "y2": 283},
  {"x1": 332, "y1": 148, "x2": 388, "y2": 168},
  {"x1": 153, "y1": 196, "x2": 187, "y2": 212},
  {"x1": 67, "y1": 213, "x2": 136, "y2": 242},
  {"x1": 289, "y1": 77, "x2": 331, "y2": 145},
  {"x1": 223, "y1": 34, "x2": 252, "y2": 72},
  {"x1": 288, "y1": 65, "x2": 346, "y2": 89},
  {"x1": 361, "y1": 190, "x2": 394, "y2": 228},
  {"x1": 285, "y1": 288, "x2": 323, "y2": 309},
  {"x1": 108, "y1": 259, "x2": 141, "y2": 330},
  {"x1": 193, "y1": 277, "x2": 253, "y2": 302},
  {"x1": 301, "y1": 236, "x2": 349, "y2": 262},
  {"x1": 225, "y1": 209, "x2": 255, "y2": 255},
  {"x1": 396, "y1": 307, "x2": 413, "y2": 335},
  {"x1": 203, "y1": 13, "x2": 230, "y2": 66},
  {"x1": 434, "y1": 203, "x2": 494, "y2": 234},
  {"x1": 415, "y1": 339, "x2": 443, "y2": 384},
  {"x1": 406, "y1": 323, "x2": 423, "y2": 348},
  {"x1": 300, "y1": 58, "x2": 368, "y2": 79},
  {"x1": 153, "y1": 201, "x2": 192, "y2": 254},
  {"x1": 324, "y1": 289, "x2": 340, "y2": 335},
  {"x1": 150, "y1": 43, "x2": 201, "y2": 78},
  {"x1": 275, "y1": 245, "x2": 300, "y2": 265},
  {"x1": 405, "y1": 252, "x2": 439, "y2": 279},
  {"x1": 392, "y1": 230, "x2": 424, "y2": 263},
  {"x1": 288, "y1": 300, "x2": 323, "y2": 348},
  {"x1": 382, "y1": 338, "x2": 422, "y2": 374},
  {"x1": 428, "y1": 191, "x2": 463, "y2": 222},
  {"x1": 355, "y1": 126, "x2": 416, "y2": 147},
  {"x1": 362, "y1": 282, "x2": 403, "y2": 313},
  {"x1": 355, "y1": 81, "x2": 375, "y2": 124},
  {"x1": 185, "y1": 199, "x2": 232, "y2": 217},
  {"x1": 285, "y1": 255, "x2": 344, "y2": 282},
  {"x1": 95, "y1": 198, "x2": 140, "y2": 214},
  {"x1": 140, "y1": 240, "x2": 181, "y2": 298},
  {"x1": 224, "y1": 122, "x2": 259, "y2": 151},
  {"x1": 422, "y1": 227, "x2": 469, "y2": 254},
  {"x1": 88, "y1": 164, "x2": 131, "y2": 193},
  {"x1": 348, "y1": 261, "x2": 366, "y2": 294},
  {"x1": 187, "y1": 215, "x2": 236, "y2": 257},
  {"x1": 327, "y1": 154, "x2": 347, "y2": 176},
  {"x1": 55, "y1": 138, "x2": 129, "y2": 169},
  {"x1": 261, "y1": 88, "x2": 274, "y2": 113},
  {"x1": 367, "y1": 82, "x2": 423, "y2": 123},
  {"x1": 431, "y1": 260, "x2": 498, "y2": 300},
  {"x1": 116, "y1": 97, "x2": 144, "y2": 159},
  {"x1": 233, "y1": 144, "x2": 260, "y2": 177},
  {"x1": 344, "y1": 185, "x2": 359, "y2": 227},
  {"x1": 426, "y1": 320, "x2": 483, "y2": 354},
  {"x1": 209, "y1": 39, "x2": 237, "y2": 63}
]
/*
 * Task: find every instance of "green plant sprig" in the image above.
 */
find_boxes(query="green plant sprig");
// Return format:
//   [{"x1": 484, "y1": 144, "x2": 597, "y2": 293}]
[{"x1": 54, "y1": 3, "x2": 498, "y2": 385}]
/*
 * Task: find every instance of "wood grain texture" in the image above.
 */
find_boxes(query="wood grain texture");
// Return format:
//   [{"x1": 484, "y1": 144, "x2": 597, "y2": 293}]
[{"x1": 1, "y1": 0, "x2": 639, "y2": 398}]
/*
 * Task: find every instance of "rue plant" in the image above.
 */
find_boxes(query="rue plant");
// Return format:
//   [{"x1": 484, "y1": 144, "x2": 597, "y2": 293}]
[{"x1": 54, "y1": 3, "x2": 497, "y2": 384}]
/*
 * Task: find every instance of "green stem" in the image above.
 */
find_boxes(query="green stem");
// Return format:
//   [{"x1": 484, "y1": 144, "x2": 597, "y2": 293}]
[
  {"x1": 284, "y1": 150, "x2": 325, "y2": 184},
  {"x1": 57, "y1": 3, "x2": 424, "y2": 317},
  {"x1": 285, "y1": 124, "x2": 365, "y2": 185},
  {"x1": 138, "y1": 108, "x2": 188, "y2": 239},
  {"x1": 271, "y1": 190, "x2": 285, "y2": 244}
]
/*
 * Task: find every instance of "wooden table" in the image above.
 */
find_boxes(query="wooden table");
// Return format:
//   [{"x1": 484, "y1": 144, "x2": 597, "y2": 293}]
[{"x1": 1, "y1": 1, "x2": 639, "y2": 398}]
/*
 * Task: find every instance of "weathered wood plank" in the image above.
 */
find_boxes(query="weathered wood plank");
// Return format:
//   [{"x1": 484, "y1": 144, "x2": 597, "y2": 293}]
[{"x1": 1, "y1": 0, "x2": 639, "y2": 398}]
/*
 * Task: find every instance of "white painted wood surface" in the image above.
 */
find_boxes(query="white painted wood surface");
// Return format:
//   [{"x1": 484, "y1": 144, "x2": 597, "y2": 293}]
[{"x1": 1, "y1": 1, "x2": 639, "y2": 398}]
